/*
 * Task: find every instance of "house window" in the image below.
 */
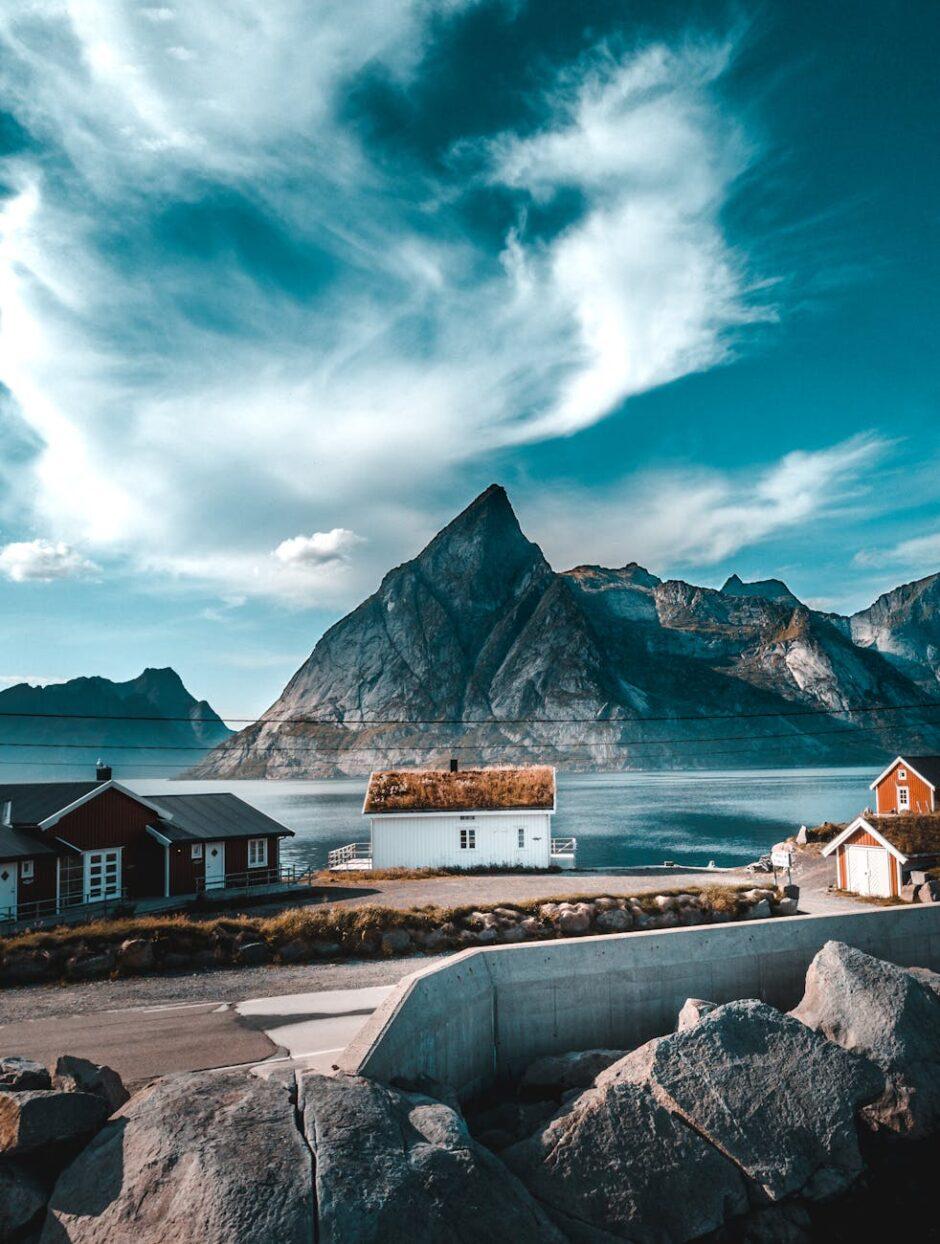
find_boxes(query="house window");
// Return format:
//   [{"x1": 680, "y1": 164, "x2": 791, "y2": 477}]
[
  {"x1": 517, "y1": 827, "x2": 525, "y2": 848},
  {"x1": 898, "y1": 787, "x2": 910, "y2": 810},
  {"x1": 191, "y1": 843, "x2": 203, "y2": 860},
  {"x1": 460, "y1": 828, "x2": 476, "y2": 850},
  {"x1": 897, "y1": 768, "x2": 907, "y2": 780},
  {"x1": 248, "y1": 838, "x2": 268, "y2": 868},
  {"x1": 20, "y1": 860, "x2": 34, "y2": 882}
]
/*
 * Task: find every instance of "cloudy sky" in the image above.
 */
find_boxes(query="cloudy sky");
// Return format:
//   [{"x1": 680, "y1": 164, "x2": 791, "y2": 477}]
[{"x1": 0, "y1": 0, "x2": 937, "y2": 717}]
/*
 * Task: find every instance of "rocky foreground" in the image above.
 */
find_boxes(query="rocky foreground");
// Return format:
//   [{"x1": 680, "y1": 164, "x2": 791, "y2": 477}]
[{"x1": 1, "y1": 940, "x2": 938, "y2": 1242}]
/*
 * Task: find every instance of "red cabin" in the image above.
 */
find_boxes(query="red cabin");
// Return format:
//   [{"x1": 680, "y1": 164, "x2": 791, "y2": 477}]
[
  {"x1": 0, "y1": 774, "x2": 295, "y2": 926},
  {"x1": 869, "y1": 755, "x2": 939, "y2": 815}
]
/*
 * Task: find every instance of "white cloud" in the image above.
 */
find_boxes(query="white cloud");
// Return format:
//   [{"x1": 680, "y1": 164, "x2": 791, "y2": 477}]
[
  {"x1": 0, "y1": 674, "x2": 66, "y2": 687},
  {"x1": 0, "y1": 538, "x2": 99, "y2": 582},
  {"x1": 527, "y1": 434, "x2": 887, "y2": 572},
  {"x1": 273, "y1": 528, "x2": 364, "y2": 567},
  {"x1": 854, "y1": 530, "x2": 940, "y2": 573},
  {"x1": 0, "y1": 9, "x2": 775, "y2": 605}
]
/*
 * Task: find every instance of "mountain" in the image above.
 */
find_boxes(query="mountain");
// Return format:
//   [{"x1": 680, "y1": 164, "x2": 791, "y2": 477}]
[
  {"x1": 0, "y1": 667, "x2": 232, "y2": 779},
  {"x1": 850, "y1": 572, "x2": 940, "y2": 691},
  {"x1": 193, "y1": 486, "x2": 940, "y2": 777}
]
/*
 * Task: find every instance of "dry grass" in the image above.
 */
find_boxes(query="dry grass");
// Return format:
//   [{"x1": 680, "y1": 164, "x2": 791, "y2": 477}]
[
  {"x1": 311, "y1": 865, "x2": 562, "y2": 885},
  {"x1": 870, "y1": 814, "x2": 940, "y2": 856},
  {"x1": 0, "y1": 884, "x2": 765, "y2": 968},
  {"x1": 803, "y1": 821, "x2": 845, "y2": 844},
  {"x1": 364, "y1": 766, "x2": 555, "y2": 813},
  {"x1": 832, "y1": 890, "x2": 902, "y2": 908}
]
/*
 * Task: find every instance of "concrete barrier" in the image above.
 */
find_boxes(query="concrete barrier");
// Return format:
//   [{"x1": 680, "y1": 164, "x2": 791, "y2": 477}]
[{"x1": 340, "y1": 905, "x2": 940, "y2": 1100}]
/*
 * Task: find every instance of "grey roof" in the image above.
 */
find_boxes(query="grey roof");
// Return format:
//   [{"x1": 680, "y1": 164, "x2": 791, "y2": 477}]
[
  {"x1": 0, "y1": 782, "x2": 100, "y2": 827},
  {"x1": 0, "y1": 825, "x2": 58, "y2": 862},
  {"x1": 150, "y1": 793, "x2": 294, "y2": 843},
  {"x1": 902, "y1": 756, "x2": 940, "y2": 788}
]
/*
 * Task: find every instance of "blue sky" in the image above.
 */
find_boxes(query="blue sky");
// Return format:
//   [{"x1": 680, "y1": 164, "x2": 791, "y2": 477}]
[{"x1": 0, "y1": 0, "x2": 937, "y2": 718}]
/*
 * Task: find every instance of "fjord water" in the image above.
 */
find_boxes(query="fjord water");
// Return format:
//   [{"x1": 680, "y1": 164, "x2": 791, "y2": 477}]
[{"x1": 135, "y1": 767, "x2": 872, "y2": 871}]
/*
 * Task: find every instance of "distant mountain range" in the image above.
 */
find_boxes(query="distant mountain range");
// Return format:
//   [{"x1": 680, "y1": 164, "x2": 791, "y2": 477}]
[
  {"x1": 0, "y1": 668, "x2": 232, "y2": 780},
  {"x1": 192, "y1": 485, "x2": 940, "y2": 778}
]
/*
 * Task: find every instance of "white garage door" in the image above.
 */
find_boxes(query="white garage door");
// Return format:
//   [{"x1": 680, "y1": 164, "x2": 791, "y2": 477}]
[{"x1": 846, "y1": 846, "x2": 891, "y2": 897}]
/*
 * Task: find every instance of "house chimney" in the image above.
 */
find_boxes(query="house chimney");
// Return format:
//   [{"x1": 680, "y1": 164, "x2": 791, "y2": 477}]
[
  {"x1": 1, "y1": 801, "x2": 11, "y2": 827},
  {"x1": 449, "y1": 757, "x2": 459, "y2": 773},
  {"x1": 96, "y1": 759, "x2": 112, "y2": 783}
]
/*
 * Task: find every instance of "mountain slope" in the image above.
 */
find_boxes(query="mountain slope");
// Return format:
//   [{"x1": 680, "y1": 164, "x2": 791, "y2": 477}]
[
  {"x1": 194, "y1": 487, "x2": 940, "y2": 777},
  {"x1": 0, "y1": 668, "x2": 232, "y2": 779},
  {"x1": 850, "y1": 572, "x2": 940, "y2": 690}
]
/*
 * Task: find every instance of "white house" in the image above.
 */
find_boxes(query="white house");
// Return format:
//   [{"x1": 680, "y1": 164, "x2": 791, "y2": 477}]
[{"x1": 328, "y1": 763, "x2": 575, "y2": 871}]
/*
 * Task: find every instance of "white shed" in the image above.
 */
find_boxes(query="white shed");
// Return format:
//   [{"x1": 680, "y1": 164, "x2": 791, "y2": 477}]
[{"x1": 329, "y1": 765, "x2": 574, "y2": 871}]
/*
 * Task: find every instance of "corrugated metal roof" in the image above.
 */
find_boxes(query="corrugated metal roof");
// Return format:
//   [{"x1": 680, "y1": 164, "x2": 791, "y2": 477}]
[
  {"x1": 0, "y1": 782, "x2": 100, "y2": 826},
  {"x1": 364, "y1": 766, "x2": 556, "y2": 815},
  {"x1": 151, "y1": 793, "x2": 294, "y2": 843},
  {"x1": 0, "y1": 825, "x2": 58, "y2": 862}
]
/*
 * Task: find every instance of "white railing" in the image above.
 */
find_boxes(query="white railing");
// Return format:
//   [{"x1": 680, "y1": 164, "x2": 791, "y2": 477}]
[
  {"x1": 551, "y1": 837, "x2": 577, "y2": 856},
  {"x1": 328, "y1": 842, "x2": 373, "y2": 869}
]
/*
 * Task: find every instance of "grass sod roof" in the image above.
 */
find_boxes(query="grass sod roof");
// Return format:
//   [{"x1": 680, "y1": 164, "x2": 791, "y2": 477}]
[
  {"x1": 869, "y1": 814, "x2": 940, "y2": 857},
  {"x1": 364, "y1": 766, "x2": 555, "y2": 815}
]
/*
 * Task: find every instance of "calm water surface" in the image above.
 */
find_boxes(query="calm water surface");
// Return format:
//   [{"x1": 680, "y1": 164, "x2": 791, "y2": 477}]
[{"x1": 133, "y1": 767, "x2": 872, "y2": 872}]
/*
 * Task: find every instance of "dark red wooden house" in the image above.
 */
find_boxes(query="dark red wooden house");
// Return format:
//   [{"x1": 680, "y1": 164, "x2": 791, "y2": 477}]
[{"x1": 0, "y1": 769, "x2": 294, "y2": 924}]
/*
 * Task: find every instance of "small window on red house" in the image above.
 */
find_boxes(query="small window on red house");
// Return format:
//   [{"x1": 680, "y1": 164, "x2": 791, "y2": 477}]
[
  {"x1": 898, "y1": 768, "x2": 907, "y2": 780},
  {"x1": 191, "y1": 843, "x2": 203, "y2": 860},
  {"x1": 248, "y1": 838, "x2": 268, "y2": 868},
  {"x1": 20, "y1": 860, "x2": 34, "y2": 882}
]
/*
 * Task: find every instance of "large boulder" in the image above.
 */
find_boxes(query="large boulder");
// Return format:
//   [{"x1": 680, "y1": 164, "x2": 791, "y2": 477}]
[
  {"x1": 621, "y1": 1000, "x2": 884, "y2": 1202},
  {"x1": 51, "y1": 1055, "x2": 129, "y2": 1115},
  {"x1": 677, "y1": 998, "x2": 717, "y2": 1031},
  {"x1": 299, "y1": 1071, "x2": 565, "y2": 1243},
  {"x1": 791, "y1": 940, "x2": 940, "y2": 1139},
  {"x1": 42, "y1": 1070, "x2": 313, "y2": 1242},
  {"x1": 0, "y1": 1159, "x2": 48, "y2": 1238},
  {"x1": 521, "y1": 1048, "x2": 626, "y2": 1094},
  {"x1": 503, "y1": 1074, "x2": 750, "y2": 1242},
  {"x1": 0, "y1": 1055, "x2": 51, "y2": 1091},
  {"x1": 0, "y1": 1089, "x2": 108, "y2": 1155}
]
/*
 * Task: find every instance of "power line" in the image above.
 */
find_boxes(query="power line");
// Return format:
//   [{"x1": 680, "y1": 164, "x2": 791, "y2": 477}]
[{"x1": 1, "y1": 696, "x2": 940, "y2": 726}]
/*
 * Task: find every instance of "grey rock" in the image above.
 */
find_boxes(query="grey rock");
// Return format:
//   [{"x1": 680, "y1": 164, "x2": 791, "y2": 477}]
[
  {"x1": 0, "y1": 1088, "x2": 108, "y2": 1155},
  {"x1": 235, "y1": 941, "x2": 271, "y2": 966},
  {"x1": 51, "y1": 1055, "x2": 129, "y2": 1115},
  {"x1": 792, "y1": 940, "x2": 940, "y2": 1139},
  {"x1": 498, "y1": 925, "x2": 526, "y2": 943},
  {"x1": 278, "y1": 936, "x2": 315, "y2": 963},
  {"x1": 42, "y1": 1070, "x2": 313, "y2": 1243},
  {"x1": 380, "y1": 928, "x2": 412, "y2": 955},
  {"x1": 677, "y1": 998, "x2": 717, "y2": 1031},
  {"x1": 628, "y1": 999, "x2": 884, "y2": 1201},
  {"x1": 771, "y1": 898, "x2": 799, "y2": 916},
  {"x1": 521, "y1": 1049, "x2": 626, "y2": 1093},
  {"x1": 744, "y1": 899, "x2": 773, "y2": 920},
  {"x1": 65, "y1": 950, "x2": 115, "y2": 980},
  {"x1": 595, "y1": 907, "x2": 632, "y2": 932},
  {"x1": 557, "y1": 905, "x2": 592, "y2": 935},
  {"x1": 503, "y1": 1073, "x2": 749, "y2": 1242},
  {"x1": 117, "y1": 937, "x2": 154, "y2": 972},
  {"x1": 299, "y1": 1071, "x2": 564, "y2": 1243},
  {"x1": 0, "y1": 1159, "x2": 47, "y2": 1239},
  {"x1": 0, "y1": 1055, "x2": 51, "y2": 1091}
]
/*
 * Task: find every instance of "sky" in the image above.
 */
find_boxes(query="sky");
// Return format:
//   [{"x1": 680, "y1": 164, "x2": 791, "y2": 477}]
[{"x1": 0, "y1": 0, "x2": 937, "y2": 719}]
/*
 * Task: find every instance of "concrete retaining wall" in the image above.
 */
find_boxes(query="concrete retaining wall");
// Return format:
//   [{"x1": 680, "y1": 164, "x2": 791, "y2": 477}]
[{"x1": 340, "y1": 905, "x2": 940, "y2": 1100}]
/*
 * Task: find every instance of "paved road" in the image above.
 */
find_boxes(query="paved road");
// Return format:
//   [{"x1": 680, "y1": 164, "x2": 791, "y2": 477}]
[{"x1": 0, "y1": 986, "x2": 391, "y2": 1089}]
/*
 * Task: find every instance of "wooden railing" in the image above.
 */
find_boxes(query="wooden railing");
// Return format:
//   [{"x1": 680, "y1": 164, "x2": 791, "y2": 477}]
[
  {"x1": 327, "y1": 842, "x2": 373, "y2": 869},
  {"x1": 551, "y1": 837, "x2": 577, "y2": 856},
  {"x1": 194, "y1": 864, "x2": 309, "y2": 894}
]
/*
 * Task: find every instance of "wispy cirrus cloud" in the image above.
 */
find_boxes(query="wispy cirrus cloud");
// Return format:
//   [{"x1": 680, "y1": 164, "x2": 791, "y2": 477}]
[
  {"x1": 527, "y1": 433, "x2": 888, "y2": 573},
  {"x1": 0, "y1": 5, "x2": 773, "y2": 605},
  {"x1": 854, "y1": 530, "x2": 940, "y2": 574}
]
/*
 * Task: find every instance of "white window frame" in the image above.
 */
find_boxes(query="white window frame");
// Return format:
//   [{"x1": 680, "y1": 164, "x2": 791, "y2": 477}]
[
  {"x1": 191, "y1": 843, "x2": 203, "y2": 860},
  {"x1": 459, "y1": 827, "x2": 476, "y2": 850},
  {"x1": 517, "y1": 827, "x2": 525, "y2": 848},
  {"x1": 897, "y1": 768, "x2": 907, "y2": 780},
  {"x1": 898, "y1": 786, "x2": 910, "y2": 809},
  {"x1": 20, "y1": 859, "x2": 34, "y2": 882},
  {"x1": 248, "y1": 838, "x2": 268, "y2": 868}
]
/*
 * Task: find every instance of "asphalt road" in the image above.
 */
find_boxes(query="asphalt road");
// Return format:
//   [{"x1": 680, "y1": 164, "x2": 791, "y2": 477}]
[{"x1": 0, "y1": 986, "x2": 392, "y2": 1089}]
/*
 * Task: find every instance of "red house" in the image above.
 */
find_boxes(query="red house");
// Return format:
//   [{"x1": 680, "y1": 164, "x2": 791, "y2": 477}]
[
  {"x1": 0, "y1": 769, "x2": 295, "y2": 925},
  {"x1": 820, "y1": 755, "x2": 940, "y2": 898},
  {"x1": 869, "y1": 755, "x2": 939, "y2": 815}
]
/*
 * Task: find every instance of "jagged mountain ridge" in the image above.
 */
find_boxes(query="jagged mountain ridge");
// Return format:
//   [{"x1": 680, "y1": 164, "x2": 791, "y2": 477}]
[
  {"x1": 0, "y1": 667, "x2": 232, "y2": 778},
  {"x1": 193, "y1": 486, "x2": 940, "y2": 777}
]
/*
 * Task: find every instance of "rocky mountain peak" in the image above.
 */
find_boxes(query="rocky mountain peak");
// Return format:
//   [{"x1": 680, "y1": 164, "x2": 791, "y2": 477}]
[{"x1": 721, "y1": 574, "x2": 801, "y2": 606}]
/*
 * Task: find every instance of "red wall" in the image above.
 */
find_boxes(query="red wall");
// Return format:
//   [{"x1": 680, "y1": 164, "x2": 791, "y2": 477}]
[
  {"x1": 167, "y1": 834, "x2": 281, "y2": 896},
  {"x1": 875, "y1": 762, "x2": 935, "y2": 814},
  {"x1": 836, "y1": 826, "x2": 901, "y2": 897},
  {"x1": 41, "y1": 788, "x2": 165, "y2": 899},
  {"x1": 17, "y1": 854, "x2": 57, "y2": 909}
]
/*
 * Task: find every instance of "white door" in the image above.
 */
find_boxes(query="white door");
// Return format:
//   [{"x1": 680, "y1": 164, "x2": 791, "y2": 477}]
[
  {"x1": 0, "y1": 862, "x2": 17, "y2": 920},
  {"x1": 846, "y1": 846, "x2": 891, "y2": 897},
  {"x1": 204, "y1": 841, "x2": 226, "y2": 889},
  {"x1": 83, "y1": 850, "x2": 121, "y2": 903},
  {"x1": 492, "y1": 829, "x2": 514, "y2": 866}
]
